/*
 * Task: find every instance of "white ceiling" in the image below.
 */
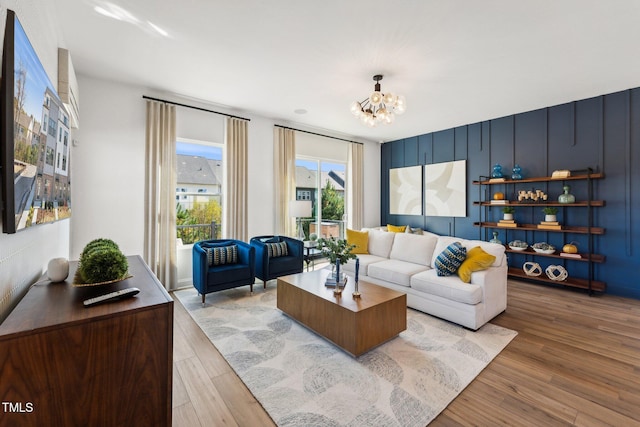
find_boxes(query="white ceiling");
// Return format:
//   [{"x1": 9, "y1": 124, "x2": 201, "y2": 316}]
[{"x1": 53, "y1": 0, "x2": 640, "y2": 143}]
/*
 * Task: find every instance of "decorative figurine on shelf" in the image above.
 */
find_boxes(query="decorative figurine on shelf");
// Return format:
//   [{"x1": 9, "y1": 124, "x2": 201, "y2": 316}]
[
  {"x1": 511, "y1": 164, "x2": 523, "y2": 180},
  {"x1": 489, "y1": 231, "x2": 502, "y2": 245},
  {"x1": 558, "y1": 185, "x2": 576, "y2": 204},
  {"x1": 491, "y1": 163, "x2": 504, "y2": 179}
]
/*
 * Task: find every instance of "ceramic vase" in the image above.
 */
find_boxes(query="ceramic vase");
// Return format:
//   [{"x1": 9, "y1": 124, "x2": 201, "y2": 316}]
[{"x1": 558, "y1": 185, "x2": 575, "y2": 204}]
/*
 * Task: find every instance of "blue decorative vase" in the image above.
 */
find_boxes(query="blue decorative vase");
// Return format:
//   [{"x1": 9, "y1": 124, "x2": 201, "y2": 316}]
[
  {"x1": 511, "y1": 164, "x2": 523, "y2": 180},
  {"x1": 491, "y1": 164, "x2": 503, "y2": 178}
]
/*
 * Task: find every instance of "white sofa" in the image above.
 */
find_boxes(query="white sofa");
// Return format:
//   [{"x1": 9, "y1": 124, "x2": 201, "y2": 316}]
[{"x1": 341, "y1": 228, "x2": 507, "y2": 330}]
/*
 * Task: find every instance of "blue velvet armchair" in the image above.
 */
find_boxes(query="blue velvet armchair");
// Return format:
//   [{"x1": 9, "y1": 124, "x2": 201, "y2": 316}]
[
  {"x1": 193, "y1": 239, "x2": 256, "y2": 304},
  {"x1": 250, "y1": 235, "x2": 304, "y2": 286}
]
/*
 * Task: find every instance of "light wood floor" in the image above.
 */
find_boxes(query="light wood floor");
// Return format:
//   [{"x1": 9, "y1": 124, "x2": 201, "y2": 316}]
[{"x1": 171, "y1": 279, "x2": 640, "y2": 426}]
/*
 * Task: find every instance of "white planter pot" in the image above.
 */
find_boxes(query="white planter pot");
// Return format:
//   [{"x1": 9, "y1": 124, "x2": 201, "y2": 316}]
[
  {"x1": 545, "y1": 214, "x2": 557, "y2": 222},
  {"x1": 503, "y1": 213, "x2": 514, "y2": 221}
]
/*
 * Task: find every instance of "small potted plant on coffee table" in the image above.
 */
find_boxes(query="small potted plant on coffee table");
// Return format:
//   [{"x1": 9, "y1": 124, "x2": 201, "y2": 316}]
[{"x1": 317, "y1": 237, "x2": 356, "y2": 281}]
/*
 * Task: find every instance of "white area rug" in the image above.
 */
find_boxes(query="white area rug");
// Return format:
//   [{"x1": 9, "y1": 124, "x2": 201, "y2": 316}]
[{"x1": 175, "y1": 286, "x2": 516, "y2": 426}]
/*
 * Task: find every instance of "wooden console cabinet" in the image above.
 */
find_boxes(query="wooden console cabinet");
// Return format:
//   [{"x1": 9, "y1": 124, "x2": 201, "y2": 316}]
[{"x1": 0, "y1": 255, "x2": 173, "y2": 427}]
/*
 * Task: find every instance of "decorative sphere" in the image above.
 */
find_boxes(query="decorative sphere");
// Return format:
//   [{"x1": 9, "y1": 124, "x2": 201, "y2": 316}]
[
  {"x1": 493, "y1": 192, "x2": 505, "y2": 200},
  {"x1": 48, "y1": 257, "x2": 69, "y2": 282}
]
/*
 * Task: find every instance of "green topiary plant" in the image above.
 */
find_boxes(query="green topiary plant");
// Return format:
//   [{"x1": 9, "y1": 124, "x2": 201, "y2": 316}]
[
  {"x1": 317, "y1": 237, "x2": 356, "y2": 265},
  {"x1": 77, "y1": 238, "x2": 128, "y2": 284}
]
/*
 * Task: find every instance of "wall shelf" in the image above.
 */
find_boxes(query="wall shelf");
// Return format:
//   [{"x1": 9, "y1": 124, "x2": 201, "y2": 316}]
[
  {"x1": 473, "y1": 222, "x2": 604, "y2": 235},
  {"x1": 474, "y1": 168, "x2": 605, "y2": 293}
]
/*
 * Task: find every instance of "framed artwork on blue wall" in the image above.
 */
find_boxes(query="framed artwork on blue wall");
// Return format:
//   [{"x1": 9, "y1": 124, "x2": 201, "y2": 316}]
[
  {"x1": 389, "y1": 165, "x2": 422, "y2": 215},
  {"x1": 424, "y1": 160, "x2": 466, "y2": 217}
]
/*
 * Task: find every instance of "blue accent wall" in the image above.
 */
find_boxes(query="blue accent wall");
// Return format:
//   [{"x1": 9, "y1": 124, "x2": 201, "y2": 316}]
[{"x1": 381, "y1": 88, "x2": 640, "y2": 299}]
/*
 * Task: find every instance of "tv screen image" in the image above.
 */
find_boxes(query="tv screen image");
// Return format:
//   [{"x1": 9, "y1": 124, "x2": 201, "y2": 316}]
[{"x1": 1, "y1": 9, "x2": 71, "y2": 233}]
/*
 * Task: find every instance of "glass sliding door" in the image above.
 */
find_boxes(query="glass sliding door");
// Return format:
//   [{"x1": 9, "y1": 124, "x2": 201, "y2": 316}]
[{"x1": 295, "y1": 157, "x2": 347, "y2": 240}]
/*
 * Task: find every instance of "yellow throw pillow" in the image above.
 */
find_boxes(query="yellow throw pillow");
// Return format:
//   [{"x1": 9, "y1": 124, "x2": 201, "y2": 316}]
[
  {"x1": 346, "y1": 229, "x2": 369, "y2": 254},
  {"x1": 387, "y1": 224, "x2": 407, "y2": 233},
  {"x1": 457, "y1": 246, "x2": 496, "y2": 283}
]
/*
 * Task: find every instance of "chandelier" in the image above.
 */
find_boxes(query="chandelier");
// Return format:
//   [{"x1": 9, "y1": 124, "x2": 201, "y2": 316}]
[{"x1": 350, "y1": 74, "x2": 406, "y2": 127}]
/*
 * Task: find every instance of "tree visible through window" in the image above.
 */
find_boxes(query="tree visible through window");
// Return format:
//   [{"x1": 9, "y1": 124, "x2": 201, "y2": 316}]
[
  {"x1": 175, "y1": 140, "x2": 223, "y2": 244},
  {"x1": 295, "y1": 158, "x2": 346, "y2": 239}
]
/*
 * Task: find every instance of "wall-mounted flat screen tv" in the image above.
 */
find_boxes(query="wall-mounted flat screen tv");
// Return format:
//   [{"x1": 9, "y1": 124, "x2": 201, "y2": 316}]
[{"x1": 1, "y1": 9, "x2": 71, "y2": 234}]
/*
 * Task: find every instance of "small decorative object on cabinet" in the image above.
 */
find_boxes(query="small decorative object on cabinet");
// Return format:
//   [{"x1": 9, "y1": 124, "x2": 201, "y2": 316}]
[
  {"x1": 558, "y1": 185, "x2": 576, "y2": 204},
  {"x1": 489, "y1": 231, "x2": 502, "y2": 244},
  {"x1": 511, "y1": 164, "x2": 523, "y2": 180},
  {"x1": 473, "y1": 167, "x2": 605, "y2": 293}
]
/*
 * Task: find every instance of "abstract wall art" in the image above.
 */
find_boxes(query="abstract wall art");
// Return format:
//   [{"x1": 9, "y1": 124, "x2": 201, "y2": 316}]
[
  {"x1": 424, "y1": 160, "x2": 466, "y2": 217},
  {"x1": 389, "y1": 165, "x2": 422, "y2": 215}
]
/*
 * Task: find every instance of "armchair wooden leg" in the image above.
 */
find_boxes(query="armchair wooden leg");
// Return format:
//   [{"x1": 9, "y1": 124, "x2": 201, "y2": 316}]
[
  {"x1": 264, "y1": 281, "x2": 267, "y2": 289},
  {"x1": 250, "y1": 283, "x2": 253, "y2": 295},
  {"x1": 201, "y1": 293, "x2": 205, "y2": 305}
]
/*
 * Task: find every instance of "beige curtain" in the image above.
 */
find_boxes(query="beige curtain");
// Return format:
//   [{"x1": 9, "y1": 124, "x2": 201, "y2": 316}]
[
  {"x1": 224, "y1": 117, "x2": 249, "y2": 240},
  {"x1": 144, "y1": 100, "x2": 177, "y2": 290},
  {"x1": 347, "y1": 142, "x2": 364, "y2": 230},
  {"x1": 274, "y1": 127, "x2": 296, "y2": 236}
]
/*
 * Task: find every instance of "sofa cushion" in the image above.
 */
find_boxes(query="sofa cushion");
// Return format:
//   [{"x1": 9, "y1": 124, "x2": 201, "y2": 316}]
[
  {"x1": 432, "y1": 236, "x2": 505, "y2": 268},
  {"x1": 387, "y1": 224, "x2": 407, "y2": 233},
  {"x1": 266, "y1": 241, "x2": 288, "y2": 258},
  {"x1": 207, "y1": 245, "x2": 238, "y2": 266},
  {"x1": 340, "y1": 254, "x2": 387, "y2": 276},
  {"x1": 405, "y1": 226, "x2": 424, "y2": 235},
  {"x1": 410, "y1": 269, "x2": 483, "y2": 305},
  {"x1": 366, "y1": 229, "x2": 396, "y2": 258},
  {"x1": 346, "y1": 228, "x2": 369, "y2": 254},
  {"x1": 389, "y1": 232, "x2": 438, "y2": 267},
  {"x1": 458, "y1": 246, "x2": 496, "y2": 283},
  {"x1": 367, "y1": 259, "x2": 430, "y2": 287},
  {"x1": 434, "y1": 242, "x2": 466, "y2": 276}
]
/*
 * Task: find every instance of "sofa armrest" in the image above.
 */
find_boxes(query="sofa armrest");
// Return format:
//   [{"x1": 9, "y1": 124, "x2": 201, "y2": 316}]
[{"x1": 470, "y1": 264, "x2": 508, "y2": 315}]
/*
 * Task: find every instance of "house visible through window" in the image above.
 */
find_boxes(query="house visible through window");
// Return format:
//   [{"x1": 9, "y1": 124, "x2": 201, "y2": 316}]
[
  {"x1": 295, "y1": 157, "x2": 346, "y2": 240},
  {"x1": 175, "y1": 139, "x2": 223, "y2": 244}
]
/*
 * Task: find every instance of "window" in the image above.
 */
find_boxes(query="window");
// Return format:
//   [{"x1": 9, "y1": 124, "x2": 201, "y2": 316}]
[
  {"x1": 297, "y1": 190, "x2": 311, "y2": 200},
  {"x1": 175, "y1": 139, "x2": 223, "y2": 244},
  {"x1": 295, "y1": 158, "x2": 347, "y2": 240},
  {"x1": 45, "y1": 147, "x2": 54, "y2": 166},
  {"x1": 48, "y1": 118, "x2": 56, "y2": 137}
]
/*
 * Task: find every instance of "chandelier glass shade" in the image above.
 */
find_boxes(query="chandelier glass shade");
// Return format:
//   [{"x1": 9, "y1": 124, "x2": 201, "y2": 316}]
[{"x1": 350, "y1": 75, "x2": 406, "y2": 127}]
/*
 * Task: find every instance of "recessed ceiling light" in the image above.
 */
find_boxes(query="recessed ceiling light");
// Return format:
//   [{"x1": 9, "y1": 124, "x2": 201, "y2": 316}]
[{"x1": 294, "y1": 109, "x2": 307, "y2": 115}]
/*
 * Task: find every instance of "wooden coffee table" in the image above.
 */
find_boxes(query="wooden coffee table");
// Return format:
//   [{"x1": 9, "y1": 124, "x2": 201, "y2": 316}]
[{"x1": 277, "y1": 269, "x2": 407, "y2": 357}]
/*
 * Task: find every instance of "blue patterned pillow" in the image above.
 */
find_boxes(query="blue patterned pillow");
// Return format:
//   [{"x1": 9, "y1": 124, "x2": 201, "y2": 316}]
[
  {"x1": 206, "y1": 245, "x2": 238, "y2": 266},
  {"x1": 434, "y1": 242, "x2": 467, "y2": 276},
  {"x1": 266, "y1": 241, "x2": 288, "y2": 258}
]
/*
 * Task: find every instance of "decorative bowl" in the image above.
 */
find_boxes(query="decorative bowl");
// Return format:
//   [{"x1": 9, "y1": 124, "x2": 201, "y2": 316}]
[
  {"x1": 508, "y1": 240, "x2": 528, "y2": 251},
  {"x1": 532, "y1": 242, "x2": 555, "y2": 254}
]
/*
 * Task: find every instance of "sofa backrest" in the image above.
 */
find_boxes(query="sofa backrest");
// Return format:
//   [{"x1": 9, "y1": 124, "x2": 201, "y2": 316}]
[
  {"x1": 389, "y1": 232, "x2": 438, "y2": 266},
  {"x1": 365, "y1": 228, "x2": 396, "y2": 258},
  {"x1": 431, "y1": 236, "x2": 506, "y2": 268}
]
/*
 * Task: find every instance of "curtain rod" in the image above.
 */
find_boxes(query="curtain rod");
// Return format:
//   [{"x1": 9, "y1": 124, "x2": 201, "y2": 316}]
[
  {"x1": 142, "y1": 95, "x2": 251, "y2": 121},
  {"x1": 275, "y1": 124, "x2": 362, "y2": 145}
]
